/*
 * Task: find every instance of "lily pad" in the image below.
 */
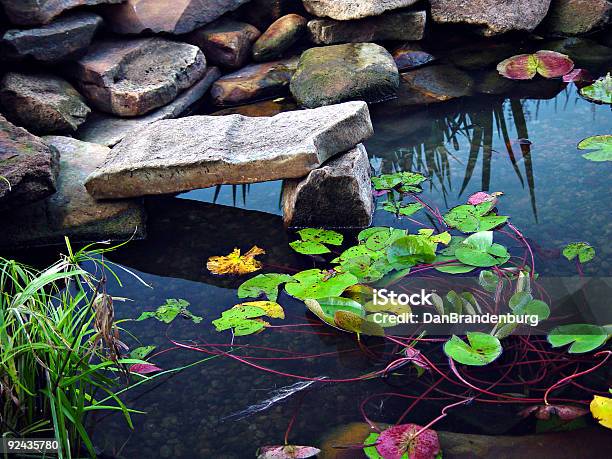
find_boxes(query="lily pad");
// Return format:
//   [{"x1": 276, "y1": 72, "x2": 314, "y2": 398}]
[
  {"x1": 444, "y1": 332, "x2": 503, "y2": 366},
  {"x1": 382, "y1": 201, "x2": 424, "y2": 217},
  {"x1": 580, "y1": 73, "x2": 612, "y2": 104},
  {"x1": 444, "y1": 202, "x2": 508, "y2": 233},
  {"x1": 577, "y1": 135, "x2": 612, "y2": 162},
  {"x1": 366, "y1": 424, "x2": 441, "y2": 459},
  {"x1": 590, "y1": 396, "x2": 612, "y2": 430},
  {"x1": 547, "y1": 324, "x2": 608, "y2": 353},
  {"x1": 497, "y1": 51, "x2": 574, "y2": 80},
  {"x1": 207, "y1": 246, "x2": 265, "y2": 275},
  {"x1": 358, "y1": 227, "x2": 407, "y2": 251},
  {"x1": 237, "y1": 273, "x2": 296, "y2": 301},
  {"x1": 387, "y1": 235, "x2": 436, "y2": 270},
  {"x1": 454, "y1": 232, "x2": 509, "y2": 268},
  {"x1": 285, "y1": 269, "x2": 358, "y2": 300},
  {"x1": 562, "y1": 242, "x2": 595, "y2": 264},
  {"x1": 372, "y1": 172, "x2": 427, "y2": 193},
  {"x1": 479, "y1": 270, "x2": 500, "y2": 293},
  {"x1": 305, "y1": 298, "x2": 384, "y2": 336},
  {"x1": 136, "y1": 299, "x2": 202, "y2": 324},
  {"x1": 257, "y1": 445, "x2": 320, "y2": 458},
  {"x1": 234, "y1": 301, "x2": 285, "y2": 319},
  {"x1": 290, "y1": 228, "x2": 344, "y2": 255}
]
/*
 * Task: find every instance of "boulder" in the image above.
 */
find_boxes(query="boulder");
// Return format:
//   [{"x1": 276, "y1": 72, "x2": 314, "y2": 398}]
[
  {"x1": 0, "y1": 72, "x2": 91, "y2": 134},
  {"x1": 290, "y1": 43, "x2": 399, "y2": 108},
  {"x1": 541, "y1": 0, "x2": 612, "y2": 35},
  {"x1": 302, "y1": 0, "x2": 420, "y2": 21},
  {"x1": 186, "y1": 18, "x2": 260, "y2": 69},
  {"x1": 1, "y1": 12, "x2": 102, "y2": 63},
  {"x1": 252, "y1": 14, "x2": 307, "y2": 62},
  {"x1": 102, "y1": 0, "x2": 250, "y2": 34},
  {"x1": 84, "y1": 101, "x2": 374, "y2": 199},
  {"x1": 210, "y1": 56, "x2": 298, "y2": 106},
  {"x1": 308, "y1": 10, "x2": 426, "y2": 45},
  {"x1": 282, "y1": 144, "x2": 373, "y2": 228},
  {"x1": 236, "y1": 0, "x2": 305, "y2": 30},
  {"x1": 0, "y1": 115, "x2": 59, "y2": 211},
  {"x1": 211, "y1": 97, "x2": 297, "y2": 117},
  {"x1": 390, "y1": 65, "x2": 474, "y2": 107},
  {"x1": 76, "y1": 66, "x2": 221, "y2": 146},
  {"x1": 72, "y1": 37, "x2": 207, "y2": 117},
  {"x1": 429, "y1": 0, "x2": 552, "y2": 36},
  {"x1": 0, "y1": 136, "x2": 145, "y2": 249},
  {"x1": 0, "y1": 0, "x2": 122, "y2": 26},
  {"x1": 392, "y1": 45, "x2": 435, "y2": 71}
]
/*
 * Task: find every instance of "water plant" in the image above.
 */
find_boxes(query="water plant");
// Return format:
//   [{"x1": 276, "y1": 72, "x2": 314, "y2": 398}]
[
  {"x1": 580, "y1": 73, "x2": 612, "y2": 104},
  {"x1": 206, "y1": 245, "x2": 265, "y2": 275},
  {"x1": 577, "y1": 135, "x2": 612, "y2": 162},
  {"x1": 136, "y1": 298, "x2": 202, "y2": 323},
  {"x1": 289, "y1": 228, "x2": 343, "y2": 255},
  {"x1": 497, "y1": 50, "x2": 574, "y2": 80}
]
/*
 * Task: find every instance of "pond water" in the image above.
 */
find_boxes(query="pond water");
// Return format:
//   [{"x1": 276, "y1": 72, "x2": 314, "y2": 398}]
[{"x1": 82, "y1": 81, "x2": 612, "y2": 458}]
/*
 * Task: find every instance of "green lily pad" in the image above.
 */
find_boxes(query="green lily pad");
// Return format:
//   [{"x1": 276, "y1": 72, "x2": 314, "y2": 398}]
[
  {"x1": 509, "y1": 292, "x2": 550, "y2": 321},
  {"x1": 453, "y1": 231, "x2": 509, "y2": 268},
  {"x1": 580, "y1": 73, "x2": 612, "y2": 104},
  {"x1": 371, "y1": 172, "x2": 427, "y2": 192},
  {"x1": 285, "y1": 269, "x2": 358, "y2": 300},
  {"x1": 387, "y1": 235, "x2": 436, "y2": 269},
  {"x1": 577, "y1": 135, "x2": 612, "y2": 162},
  {"x1": 444, "y1": 332, "x2": 503, "y2": 366},
  {"x1": 136, "y1": 299, "x2": 202, "y2": 324},
  {"x1": 305, "y1": 298, "x2": 384, "y2": 336},
  {"x1": 130, "y1": 346, "x2": 156, "y2": 360},
  {"x1": 382, "y1": 201, "x2": 424, "y2": 216},
  {"x1": 444, "y1": 202, "x2": 508, "y2": 233},
  {"x1": 358, "y1": 227, "x2": 407, "y2": 251},
  {"x1": 562, "y1": 242, "x2": 595, "y2": 264},
  {"x1": 289, "y1": 228, "x2": 344, "y2": 255},
  {"x1": 212, "y1": 305, "x2": 267, "y2": 332},
  {"x1": 548, "y1": 324, "x2": 608, "y2": 353},
  {"x1": 479, "y1": 270, "x2": 500, "y2": 292},
  {"x1": 237, "y1": 273, "x2": 296, "y2": 301}
]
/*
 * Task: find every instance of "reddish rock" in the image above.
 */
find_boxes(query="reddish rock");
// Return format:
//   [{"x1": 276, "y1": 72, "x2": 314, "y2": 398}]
[
  {"x1": 73, "y1": 37, "x2": 207, "y2": 117},
  {"x1": 186, "y1": 18, "x2": 260, "y2": 69},
  {"x1": 392, "y1": 45, "x2": 435, "y2": 71},
  {"x1": 103, "y1": 0, "x2": 250, "y2": 34},
  {"x1": 210, "y1": 56, "x2": 299, "y2": 106},
  {"x1": 0, "y1": 115, "x2": 59, "y2": 211},
  {"x1": 252, "y1": 14, "x2": 307, "y2": 62},
  {"x1": 0, "y1": 0, "x2": 122, "y2": 26}
]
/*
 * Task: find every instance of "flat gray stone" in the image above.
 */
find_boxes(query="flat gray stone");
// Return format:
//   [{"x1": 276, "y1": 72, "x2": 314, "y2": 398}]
[
  {"x1": 103, "y1": 0, "x2": 250, "y2": 34},
  {"x1": 84, "y1": 101, "x2": 373, "y2": 199},
  {"x1": 283, "y1": 144, "x2": 373, "y2": 228},
  {"x1": 303, "y1": 0, "x2": 420, "y2": 20},
  {"x1": 308, "y1": 10, "x2": 426, "y2": 45},
  {"x1": 430, "y1": 0, "x2": 552, "y2": 36},
  {"x1": 1, "y1": 12, "x2": 102, "y2": 62},
  {"x1": 76, "y1": 66, "x2": 221, "y2": 146},
  {"x1": 73, "y1": 37, "x2": 207, "y2": 117},
  {"x1": 0, "y1": 0, "x2": 122, "y2": 25},
  {"x1": 0, "y1": 136, "x2": 146, "y2": 249},
  {"x1": 0, "y1": 72, "x2": 91, "y2": 134},
  {"x1": 0, "y1": 115, "x2": 59, "y2": 211}
]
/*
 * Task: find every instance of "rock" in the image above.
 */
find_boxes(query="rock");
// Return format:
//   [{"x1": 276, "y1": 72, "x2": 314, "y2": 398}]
[
  {"x1": 1, "y1": 12, "x2": 102, "y2": 63},
  {"x1": 542, "y1": 0, "x2": 612, "y2": 35},
  {"x1": 448, "y1": 42, "x2": 520, "y2": 70},
  {"x1": 302, "y1": 0, "x2": 420, "y2": 21},
  {"x1": 290, "y1": 43, "x2": 399, "y2": 108},
  {"x1": 308, "y1": 10, "x2": 426, "y2": 45},
  {"x1": 102, "y1": 0, "x2": 250, "y2": 34},
  {"x1": 0, "y1": 136, "x2": 145, "y2": 249},
  {"x1": 84, "y1": 101, "x2": 373, "y2": 199},
  {"x1": 0, "y1": 72, "x2": 90, "y2": 134},
  {"x1": 429, "y1": 0, "x2": 552, "y2": 36},
  {"x1": 236, "y1": 0, "x2": 305, "y2": 30},
  {"x1": 392, "y1": 45, "x2": 435, "y2": 71},
  {"x1": 282, "y1": 144, "x2": 373, "y2": 228},
  {"x1": 0, "y1": 0, "x2": 122, "y2": 26},
  {"x1": 252, "y1": 14, "x2": 306, "y2": 62},
  {"x1": 77, "y1": 67, "x2": 221, "y2": 147},
  {"x1": 186, "y1": 18, "x2": 260, "y2": 69},
  {"x1": 210, "y1": 56, "x2": 298, "y2": 106},
  {"x1": 0, "y1": 115, "x2": 59, "y2": 211},
  {"x1": 211, "y1": 97, "x2": 297, "y2": 117},
  {"x1": 390, "y1": 65, "x2": 474, "y2": 107},
  {"x1": 73, "y1": 37, "x2": 207, "y2": 117}
]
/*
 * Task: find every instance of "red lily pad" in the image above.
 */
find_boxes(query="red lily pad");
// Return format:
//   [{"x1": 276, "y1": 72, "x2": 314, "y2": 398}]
[
  {"x1": 376, "y1": 424, "x2": 440, "y2": 459},
  {"x1": 562, "y1": 68, "x2": 592, "y2": 83},
  {"x1": 129, "y1": 363, "x2": 162, "y2": 374},
  {"x1": 257, "y1": 445, "x2": 320, "y2": 459},
  {"x1": 519, "y1": 405, "x2": 589, "y2": 421},
  {"x1": 497, "y1": 51, "x2": 574, "y2": 80}
]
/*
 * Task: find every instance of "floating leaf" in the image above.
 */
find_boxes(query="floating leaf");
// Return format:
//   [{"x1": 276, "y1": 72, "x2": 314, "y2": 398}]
[
  {"x1": 233, "y1": 319, "x2": 266, "y2": 336},
  {"x1": 129, "y1": 346, "x2": 156, "y2": 360},
  {"x1": 359, "y1": 227, "x2": 407, "y2": 251},
  {"x1": 207, "y1": 246, "x2": 265, "y2": 275},
  {"x1": 285, "y1": 269, "x2": 358, "y2": 300},
  {"x1": 454, "y1": 232, "x2": 509, "y2": 268},
  {"x1": 305, "y1": 298, "x2": 384, "y2": 336},
  {"x1": 290, "y1": 228, "x2": 343, "y2": 255},
  {"x1": 562, "y1": 68, "x2": 592, "y2": 83},
  {"x1": 444, "y1": 332, "x2": 503, "y2": 366},
  {"x1": 547, "y1": 324, "x2": 608, "y2": 353},
  {"x1": 444, "y1": 202, "x2": 508, "y2": 233},
  {"x1": 257, "y1": 445, "x2": 320, "y2": 458},
  {"x1": 497, "y1": 51, "x2": 574, "y2": 80},
  {"x1": 590, "y1": 396, "x2": 612, "y2": 430},
  {"x1": 580, "y1": 73, "x2": 612, "y2": 104},
  {"x1": 387, "y1": 235, "x2": 436, "y2": 269},
  {"x1": 237, "y1": 273, "x2": 296, "y2": 302},
  {"x1": 577, "y1": 135, "x2": 612, "y2": 162},
  {"x1": 382, "y1": 201, "x2": 424, "y2": 217},
  {"x1": 136, "y1": 299, "x2": 202, "y2": 324},
  {"x1": 467, "y1": 191, "x2": 503, "y2": 206},
  {"x1": 372, "y1": 172, "x2": 427, "y2": 193},
  {"x1": 479, "y1": 270, "x2": 500, "y2": 293},
  {"x1": 233, "y1": 301, "x2": 285, "y2": 319},
  {"x1": 369, "y1": 424, "x2": 440, "y2": 459},
  {"x1": 562, "y1": 242, "x2": 595, "y2": 264},
  {"x1": 129, "y1": 363, "x2": 162, "y2": 374},
  {"x1": 212, "y1": 305, "x2": 267, "y2": 332},
  {"x1": 519, "y1": 405, "x2": 589, "y2": 421}
]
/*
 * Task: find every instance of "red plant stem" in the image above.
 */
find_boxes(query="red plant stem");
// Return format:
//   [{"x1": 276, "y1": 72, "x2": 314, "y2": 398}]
[
  {"x1": 396, "y1": 377, "x2": 444, "y2": 425},
  {"x1": 507, "y1": 223, "x2": 535, "y2": 278},
  {"x1": 410, "y1": 398, "x2": 474, "y2": 440},
  {"x1": 544, "y1": 350, "x2": 611, "y2": 405}
]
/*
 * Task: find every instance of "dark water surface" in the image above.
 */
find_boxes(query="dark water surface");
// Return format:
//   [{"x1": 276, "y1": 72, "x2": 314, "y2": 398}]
[{"x1": 84, "y1": 82, "x2": 612, "y2": 458}]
